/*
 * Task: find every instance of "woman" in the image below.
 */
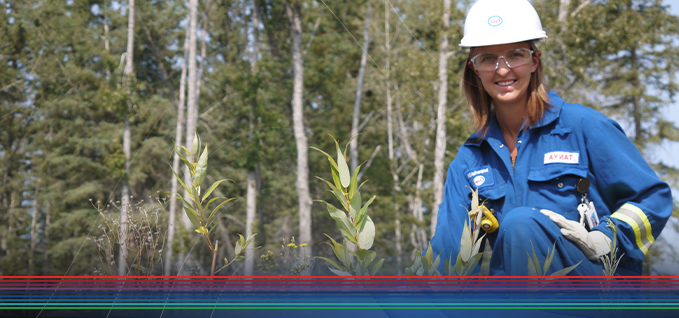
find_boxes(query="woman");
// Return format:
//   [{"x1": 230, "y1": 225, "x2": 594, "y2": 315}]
[{"x1": 429, "y1": 0, "x2": 672, "y2": 275}]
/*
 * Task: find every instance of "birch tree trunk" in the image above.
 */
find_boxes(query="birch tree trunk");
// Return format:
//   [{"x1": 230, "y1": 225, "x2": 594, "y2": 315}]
[
  {"x1": 29, "y1": 182, "x2": 38, "y2": 275},
  {"x1": 558, "y1": 0, "x2": 571, "y2": 32},
  {"x1": 414, "y1": 163, "x2": 427, "y2": 249},
  {"x1": 350, "y1": 4, "x2": 371, "y2": 172},
  {"x1": 196, "y1": 0, "x2": 209, "y2": 107},
  {"x1": 119, "y1": 0, "x2": 135, "y2": 276},
  {"x1": 104, "y1": 0, "x2": 111, "y2": 81},
  {"x1": 431, "y1": 0, "x2": 451, "y2": 236},
  {"x1": 183, "y1": 0, "x2": 199, "y2": 232},
  {"x1": 384, "y1": 0, "x2": 402, "y2": 271},
  {"x1": 43, "y1": 201, "x2": 50, "y2": 275},
  {"x1": 285, "y1": 1, "x2": 312, "y2": 255},
  {"x1": 164, "y1": 13, "x2": 190, "y2": 276},
  {"x1": 244, "y1": 0, "x2": 260, "y2": 276}
]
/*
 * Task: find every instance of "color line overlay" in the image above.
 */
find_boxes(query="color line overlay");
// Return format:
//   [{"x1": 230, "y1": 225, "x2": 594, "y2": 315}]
[{"x1": 2, "y1": 276, "x2": 679, "y2": 317}]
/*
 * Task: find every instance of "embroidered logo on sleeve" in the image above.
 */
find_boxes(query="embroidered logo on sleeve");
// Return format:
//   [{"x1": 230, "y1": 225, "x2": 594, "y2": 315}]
[
  {"x1": 544, "y1": 151, "x2": 579, "y2": 164},
  {"x1": 464, "y1": 165, "x2": 494, "y2": 188}
]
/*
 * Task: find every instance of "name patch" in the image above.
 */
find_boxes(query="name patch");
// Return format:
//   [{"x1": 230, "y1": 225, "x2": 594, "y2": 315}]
[
  {"x1": 544, "y1": 151, "x2": 579, "y2": 165},
  {"x1": 464, "y1": 165, "x2": 494, "y2": 188}
]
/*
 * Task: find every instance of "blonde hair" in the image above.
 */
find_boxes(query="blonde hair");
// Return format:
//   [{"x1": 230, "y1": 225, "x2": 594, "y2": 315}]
[{"x1": 460, "y1": 41, "x2": 550, "y2": 137}]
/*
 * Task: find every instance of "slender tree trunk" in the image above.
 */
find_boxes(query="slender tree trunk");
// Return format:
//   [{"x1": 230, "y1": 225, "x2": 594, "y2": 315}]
[
  {"x1": 165, "y1": 13, "x2": 191, "y2": 276},
  {"x1": 555, "y1": 0, "x2": 572, "y2": 91},
  {"x1": 244, "y1": 169, "x2": 257, "y2": 274},
  {"x1": 350, "y1": 4, "x2": 372, "y2": 172},
  {"x1": 285, "y1": 2, "x2": 312, "y2": 256},
  {"x1": 43, "y1": 201, "x2": 50, "y2": 275},
  {"x1": 120, "y1": 119, "x2": 131, "y2": 276},
  {"x1": 414, "y1": 163, "x2": 427, "y2": 249},
  {"x1": 244, "y1": 0, "x2": 260, "y2": 276},
  {"x1": 384, "y1": 0, "x2": 402, "y2": 271},
  {"x1": 119, "y1": 0, "x2": 135, "y2": 276},
  {"x1": 1, "y1": 190, "x2": 7, "y2": 275},
  {"x1": 196, "y1": 0, "x2": 210, "y2": 107},
  {"x1": 183, "y1": 0, "x2": 200, "y2": 233},
  {"x1": 104, "y1": 0, "x2": 111, "y2": 81},
  {"x1": 29, "y1": 182, "x2": 39, "y2": 275},
  {"x1": 431, "y1": 0, "x2": 451, "y2": 237},
  {"x1": 558, "y1": 0, "x2": 571, "y2": 32}
]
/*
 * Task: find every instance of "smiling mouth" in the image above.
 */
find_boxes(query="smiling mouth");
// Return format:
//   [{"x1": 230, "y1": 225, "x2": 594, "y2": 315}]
[{"x1": 496, "y1": 80, "x2": 516, "y2": 87}]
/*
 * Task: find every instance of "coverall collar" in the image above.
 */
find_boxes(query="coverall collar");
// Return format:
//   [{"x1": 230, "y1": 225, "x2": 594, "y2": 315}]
[{"x1": 464, "y1": 90, "x2": 564, "y2": 147}]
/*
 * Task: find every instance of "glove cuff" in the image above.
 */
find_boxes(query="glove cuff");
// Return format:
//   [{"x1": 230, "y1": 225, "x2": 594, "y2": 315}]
[{"x1": 590, "y1": 230, "x2": 612, "y2": 258}]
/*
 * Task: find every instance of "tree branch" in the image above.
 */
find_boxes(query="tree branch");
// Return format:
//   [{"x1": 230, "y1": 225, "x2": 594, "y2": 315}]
[
  {"x1": 357, "y1": 110, "x2": 375, "y2": 132},
  {"x1": 445, "y1": 50, "x2": 461, "y2": 59},
  {"x1": 357, "y1": 145, "x2": 381, "y2": 181},
  {"x1": 571, "y1": 0, "x2": 594, "y2": 18},
  {"x1": 301, "y1": 8, "x2": 325, "y2": 64}
]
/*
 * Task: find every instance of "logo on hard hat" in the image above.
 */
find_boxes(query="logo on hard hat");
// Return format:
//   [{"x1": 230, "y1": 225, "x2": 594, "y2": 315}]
[
  {"x1": 473, "y1": 176, "x2": 485, "y2": 187},
  {"x1": 488, "y1": 16, "x2": 502, "y2": 27}
]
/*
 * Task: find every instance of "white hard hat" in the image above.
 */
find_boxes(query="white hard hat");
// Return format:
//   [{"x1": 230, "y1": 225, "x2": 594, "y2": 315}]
[{"x1": 460, "y1": 0, "x2": 548, "y2": 47}]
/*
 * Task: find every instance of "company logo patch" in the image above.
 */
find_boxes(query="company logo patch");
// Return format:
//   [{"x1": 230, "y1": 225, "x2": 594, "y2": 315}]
[
  {"x1": 488, "y1": 16, "x2": 502, "y2": 27},
  {"x1": 464, "y1": 165, "x2": 494, "y2": 189},
  {"x1": 473, "y1": 176, "x2": 486, "y2": 187},
  {"x1": 544, "y1": 151, "x2": 579, "y2": 165}
]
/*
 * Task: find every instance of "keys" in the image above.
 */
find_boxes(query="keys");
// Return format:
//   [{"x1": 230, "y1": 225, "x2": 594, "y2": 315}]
[
  {"x1": 578, "y1": 202, "x2": 588, "y2": 226},
  {"x1": 576, "y1": 178, "x2": 591, "y2": 227}
]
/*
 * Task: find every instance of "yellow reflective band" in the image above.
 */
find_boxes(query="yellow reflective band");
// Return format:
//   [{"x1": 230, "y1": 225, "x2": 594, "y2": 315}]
[
  {"x1": 622, "y1": 203, "x2": 656, "y2": 246},
  {"x1": 611, "y1": 203, "x2": 655, "y2": 255},
  {"x1": 610, "y1": 213, "x2": 647, "y2": 255}
]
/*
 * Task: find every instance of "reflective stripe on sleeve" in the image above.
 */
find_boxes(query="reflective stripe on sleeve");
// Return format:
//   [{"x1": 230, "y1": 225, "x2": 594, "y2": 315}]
[{"x1": 610, "y1": 203, "x2": 655, "y2": 255}]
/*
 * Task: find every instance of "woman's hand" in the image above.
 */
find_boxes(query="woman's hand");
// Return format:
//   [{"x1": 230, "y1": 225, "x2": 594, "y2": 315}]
[{"x1": 540, "y1": 209, "x2": 611, "y2": 261}]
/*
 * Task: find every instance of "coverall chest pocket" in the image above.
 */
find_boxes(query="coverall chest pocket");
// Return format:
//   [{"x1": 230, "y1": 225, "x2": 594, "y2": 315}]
[
  {"x1": 476, "y1": 184, "x2": 506, "y2": 217},
  {"x1": 526, "y1": 165, "x2": 589, "y2": 220}
]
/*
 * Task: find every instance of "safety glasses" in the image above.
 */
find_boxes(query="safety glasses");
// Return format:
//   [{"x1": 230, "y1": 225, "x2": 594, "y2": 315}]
[{"x1": 470, "y1": 48, "x2": 534, "y2": 71}]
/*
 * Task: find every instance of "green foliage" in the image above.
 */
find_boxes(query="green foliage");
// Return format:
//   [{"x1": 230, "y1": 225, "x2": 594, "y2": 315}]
[
  {"x1": 441, "y1": 187, "x2": 488, "y2": 276},
  {"x1": 404, "y1": 242, "x2": 441, "y2": 276},
  {"x1": 170, "y1": 132, "x2": 257, "y2": 273},
  {"x1": 313, "y1": 138, "x2": 383, "y2": 275},
  {"x1": 215, "y1": 233, "x2": 258, "y2": 274},
  {"x1": 170, "y1": 133, "x2": 233, "y2": 240},
  {"x1": 317, "y1": 234, "x2": 384, "y2": 276},
  {"x1": 526, "y1": 241, "x2": 581, "y2": 277},
  {"x1": 600, "y1": 217, "x2": 625, "y2": 276}
]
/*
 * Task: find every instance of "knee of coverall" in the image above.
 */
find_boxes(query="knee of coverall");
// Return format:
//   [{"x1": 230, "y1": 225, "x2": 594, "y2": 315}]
[
  {"x1": 495, "y1": 206, "x2": 549, "y2": 242},
  {"x1": 490, "y1": 207, "x2": 555, "y2": 275},
  {"x1": 490, "y1": 206, "x2": 605, "y2": 276}
]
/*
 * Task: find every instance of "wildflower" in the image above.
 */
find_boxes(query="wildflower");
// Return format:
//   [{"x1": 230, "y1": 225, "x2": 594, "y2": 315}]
[
  {"x1": 300, "y1": 243, "x2": 307, "y2": 247},
  {"x1": 287, "y1": 243, "x2": 298, "y2": 249}
]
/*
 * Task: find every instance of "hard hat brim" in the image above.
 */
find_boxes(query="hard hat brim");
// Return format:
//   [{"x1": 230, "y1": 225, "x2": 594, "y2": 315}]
[{"x1": 460, "y1": 31, "x2": 548, "y2": 48}]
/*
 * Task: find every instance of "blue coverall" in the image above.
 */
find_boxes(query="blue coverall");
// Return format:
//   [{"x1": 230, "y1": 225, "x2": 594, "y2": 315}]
[{"x1": 429, "y1": 91, "x2": 672, "y2": 275}]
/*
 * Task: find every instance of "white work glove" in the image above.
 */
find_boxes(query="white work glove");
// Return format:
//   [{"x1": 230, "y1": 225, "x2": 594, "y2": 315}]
[{"x1": 540, "y1": 209, "x2": 611, "y2": 261}]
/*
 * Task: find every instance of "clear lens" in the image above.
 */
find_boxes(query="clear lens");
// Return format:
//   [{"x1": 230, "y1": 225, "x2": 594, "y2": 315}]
[{"x1": 471, "y1": 48, "x2": 534, "y2": 71}]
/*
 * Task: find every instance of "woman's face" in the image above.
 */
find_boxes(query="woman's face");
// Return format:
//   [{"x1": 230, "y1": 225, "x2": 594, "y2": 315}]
[{"x1": 469, "y1": 42, "x2": 541, "y2": 107}]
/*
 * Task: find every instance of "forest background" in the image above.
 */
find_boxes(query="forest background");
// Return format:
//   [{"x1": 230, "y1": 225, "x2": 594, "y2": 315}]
[{"x1": 2, "y1": 0, "x2": 679, "y2": 277}]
